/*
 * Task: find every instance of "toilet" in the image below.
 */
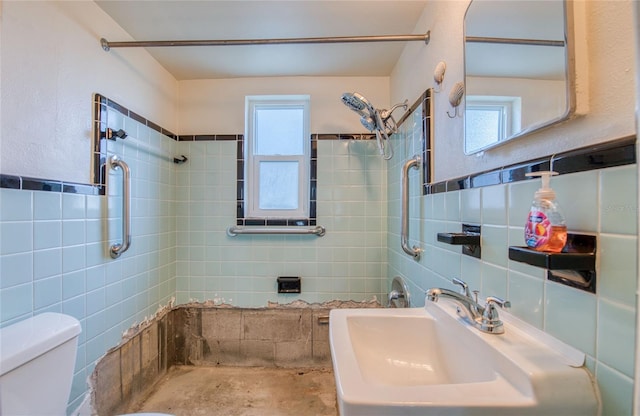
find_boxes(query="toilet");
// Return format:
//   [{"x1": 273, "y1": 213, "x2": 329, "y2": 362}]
[
  {"x1": 0, "y1": 313, "x2": 82, "y2": 416},
  {"x1": 0, "y1": 312, "x2": 173, "y2": 416}
]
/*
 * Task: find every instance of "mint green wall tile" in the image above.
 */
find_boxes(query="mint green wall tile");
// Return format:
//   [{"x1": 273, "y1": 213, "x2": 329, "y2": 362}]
[
  {"x1": 63, "y1": 270, "x2": 85, "y2": 300},
  {"x1": 0, "y1": 189, "x2": 32, "y2": 221},
  {"x1": 596, "y1": 363, "x2": 633, "y2": 416},
  {"x1": 34, "y1": 275, "x2": 62, "y2": 309},
  {"x1": 0, "y1": 222, "x2": 32, "y2": 255},
  {"x1": 482, "y1": 184, "x2": 508, "y2": 226},
  {"x1": 432, "y1": 192, "x2": 446, "y2": 220},
  {"x1": 0, "y1": 283, "x2": 33, "y2": 323},
  {"x1": 598, "y1": 234, "x2": 637, "y2": 306},
  {"x1": 506, "y1": 227, "x2": 545, "y2": 278},
  {"x1": 481, "y1": 263, "x2": 508, "y2": 299},
  {"x1": 62, "y1": 193, "x2": 85, "y2": 220},
  {"x1": 481, "y1": 225, "x2": 508, "y2": 267},
  {"x1": 430, "y1": 246, "x2": 461, "y2": 279},
  {"x1": 508, "y1": 179, "x2": 539, "y2": 227},
  {"x1": 85, "y1": 265, "x2": 105, "y2": 292},
  {"x1": 508, "y1": 270, "x2": 544, "y2": 328},
  {"x1": 86, "y1": 288, "x2": 105, "y2": 316},
  {"x1": 597, "y1": 299, "x2": 636, "y2": 378},
  {"x1": 460, "y1": 255, "x2": 482, "y2": 293},
  {"x1": 553, "y1": 170, "x2": 598, "y2": 232},
  {"x1": 63, "y1": 245, "x2": 86, "y2": 273},
  {"x1": 62, "y1": 220, "x2": 85, "y2": 247},
  {"x1": 34, "y1": 248, "x2": 61, "y2": 280},
  {"x1": 445, "y1": 191, "x2": 460, "y2": 222},
  {"x1": 34, "y1": 191, "x2": 61, "y2": 220},
  {"x1": 0, "y1": 253, "x2": 32, "y2": 288},
  {"x1": 600, "y1": 165, "x2": 637, "y2": 235},
  {"x1": 545, "y1": 281, "x2": 597, "y2": 355},
  {"x1": 461, "y1": 188, "x2": 481, "y2": 223}
]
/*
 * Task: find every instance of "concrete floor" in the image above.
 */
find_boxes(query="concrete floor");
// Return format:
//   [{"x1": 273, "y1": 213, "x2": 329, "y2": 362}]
[{"x1": 124, "y1": 365, "x2": 338, "y2": 416}]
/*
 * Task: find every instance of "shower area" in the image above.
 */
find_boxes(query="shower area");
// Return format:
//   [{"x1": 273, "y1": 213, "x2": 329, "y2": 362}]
[
  {"x1": 86, "y1": 84, "x2": 432, "y2": 413},
  {"x1": 94, "y1": 85, "x2": 431, "y2": 308}
]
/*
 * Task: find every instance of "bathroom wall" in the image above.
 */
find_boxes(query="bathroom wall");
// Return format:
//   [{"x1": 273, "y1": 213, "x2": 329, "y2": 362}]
[
  {"x1": 0, "y1": 107, "x2": 178, "y2": 412},
  {"x1": 0, "y1": 1, "x2": 178, "y2": 413},
  {"x1": 387, "y1": 1, "x2": 638, "y2": 414},
  {"x1": 173, "y1": 137, "x2": 388, "y2": 306},
  {"x1": 0, "y1": 0, "x2": 178, "y2": 184},
  {"x1": 391, "y1": 0, "x2": 637, "y2": 182},
  {"x1": 177, "y1": 76, "x2": 390, "y2": 133}
]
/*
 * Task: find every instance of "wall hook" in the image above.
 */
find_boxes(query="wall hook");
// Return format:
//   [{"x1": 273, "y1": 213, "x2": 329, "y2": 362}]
[
  {"x1": 447, "y1": 81, "x2": 464, "y2": 118},
  {"x1": 433, "y1": 61, "x2": 446, "y2": 92},
  {"x1": 173, "y1": 155, "x2": 188, "y2": 164},
  {"x1": 106, "y1": 128, "x2": 128, "y2": 140}
]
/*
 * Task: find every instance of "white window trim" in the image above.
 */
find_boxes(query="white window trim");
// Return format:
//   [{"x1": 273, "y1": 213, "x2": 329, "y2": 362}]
[{"x1": 245, "y1": 95, "x2": 310, "y2": 219}]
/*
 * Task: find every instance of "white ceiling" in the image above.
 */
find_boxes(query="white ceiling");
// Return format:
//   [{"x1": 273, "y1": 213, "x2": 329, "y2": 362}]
[{"x1": 96, "y1": 1, "x2": 430, "y2": 80}]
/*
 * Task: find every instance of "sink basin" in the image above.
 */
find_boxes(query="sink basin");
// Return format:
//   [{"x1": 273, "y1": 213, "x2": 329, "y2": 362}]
[{"x1": 330, "y1": 301, "x2": 600, "y2": 416}]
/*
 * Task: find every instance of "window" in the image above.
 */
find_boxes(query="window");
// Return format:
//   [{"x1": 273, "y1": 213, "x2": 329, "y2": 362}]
[
  {"x1": 465, "y1": 96, "x2": 521, "y2": 152},
  {"x1": 245, "y1": 95, "x2": 310, "y2": 219}
]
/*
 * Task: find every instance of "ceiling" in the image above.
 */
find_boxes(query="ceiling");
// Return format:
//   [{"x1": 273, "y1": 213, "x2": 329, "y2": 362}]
[{"x1": 96, "y1": 1, "x2": 430, "y2": 80}]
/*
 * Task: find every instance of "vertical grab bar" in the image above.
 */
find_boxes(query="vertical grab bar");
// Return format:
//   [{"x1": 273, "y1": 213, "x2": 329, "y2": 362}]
[
  {"x1": 401, "y1": 155, "x2": 422, "y2": 260},
  {"x1": 109, "y1": 156, "x2": 131, "y2": 259}
]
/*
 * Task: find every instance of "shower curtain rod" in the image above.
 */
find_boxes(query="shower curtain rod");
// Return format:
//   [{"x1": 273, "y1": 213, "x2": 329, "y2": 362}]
[
  {"x1": 100, "y1": 31, "x2": 430, "y2": 51},
  {"x1": 466, "y1": 36, "x2": 565, "y2": 47}
]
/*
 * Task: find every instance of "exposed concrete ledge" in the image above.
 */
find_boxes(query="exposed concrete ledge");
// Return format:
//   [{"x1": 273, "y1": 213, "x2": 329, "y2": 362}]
[{"x1": 88, "y1": 299, "x2": 381, "y2": 415}]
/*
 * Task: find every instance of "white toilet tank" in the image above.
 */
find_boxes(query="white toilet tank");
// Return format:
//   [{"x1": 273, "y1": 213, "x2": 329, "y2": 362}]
[{"x1": 0, "y1": 312, "x2": 82, "y2": 416}]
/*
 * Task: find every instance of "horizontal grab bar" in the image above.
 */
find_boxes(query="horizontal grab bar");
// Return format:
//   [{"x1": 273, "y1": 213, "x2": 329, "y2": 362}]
[{"x1": 226, "y1": 225, "x2": 326, "y2": 237}]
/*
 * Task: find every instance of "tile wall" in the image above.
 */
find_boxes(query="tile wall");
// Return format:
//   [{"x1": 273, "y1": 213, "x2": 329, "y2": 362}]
[
  {"x1": 0, "y1": 109, "x2": 177, "y2": 412},
  {"x1": 173, "y1": 137, "x2": 388, "y2": 306},
  {"x1": 388, "y1": 124, "x2": 637, "y2": 413}
]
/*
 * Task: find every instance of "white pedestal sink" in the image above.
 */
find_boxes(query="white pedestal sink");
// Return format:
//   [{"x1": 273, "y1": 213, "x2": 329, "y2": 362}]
[{"x1": 329, "y1": 300, "x2": 600, "y2": 416}]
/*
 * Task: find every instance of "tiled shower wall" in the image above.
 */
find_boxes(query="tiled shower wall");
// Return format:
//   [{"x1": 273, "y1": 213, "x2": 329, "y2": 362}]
[
  {"x1": 173, "y1": 138, "x2": 388, "y2": 306},
  {"x1": 388, "y1": 129, "x2": 637, "y2": 413},
  {"x1": 0, "y1": 109, "x2": 177, "y2": 412}
]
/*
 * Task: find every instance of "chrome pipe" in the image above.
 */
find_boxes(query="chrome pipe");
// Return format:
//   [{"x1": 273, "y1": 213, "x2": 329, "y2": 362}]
[
  {"x1": 227, "y1": 225, "x2": 326, "y2": 237},
  {"x1": 109, "y1": 156, "x2": 131, "y2": 259},
  {"x1": 401, "y1": 156, "x2": 422, "y2": 260},
  {"x1": 101, "y1": 32, "x2": 431, "y2": 51}
]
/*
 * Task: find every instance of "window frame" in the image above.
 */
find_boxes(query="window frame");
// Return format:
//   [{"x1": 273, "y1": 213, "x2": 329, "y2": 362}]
[
  {"x1": 465, "y1": 95, "x2": 521, "y2": 152},
  {"x1": 244, "y1": 95, "x2": 311, "y2": 219}
]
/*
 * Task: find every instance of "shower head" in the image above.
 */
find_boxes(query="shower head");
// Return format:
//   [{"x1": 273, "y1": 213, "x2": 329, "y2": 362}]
[
  {"x1": 341, "y1": 92, "x2": 371, "y2": 114},
  {"x1": 340, "y1": 92, "x2": 407, "y2": 160}
]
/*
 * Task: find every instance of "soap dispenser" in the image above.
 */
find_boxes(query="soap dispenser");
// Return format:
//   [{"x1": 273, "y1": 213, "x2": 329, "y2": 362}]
[{"x1": 524, "y1": 171, "x2": 567, "y2": 252}]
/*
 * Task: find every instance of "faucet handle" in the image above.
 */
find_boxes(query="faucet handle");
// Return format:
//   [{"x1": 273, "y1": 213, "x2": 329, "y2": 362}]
[
  {"x1": 452, "y1": 278, "x2": 471, "y2": 298},
  {"x1": 482, "y1": 296, "x2": 511, "y2": 323},
  {"x1": 477, "y1": 296, "x2": 511, "y2": 334}
]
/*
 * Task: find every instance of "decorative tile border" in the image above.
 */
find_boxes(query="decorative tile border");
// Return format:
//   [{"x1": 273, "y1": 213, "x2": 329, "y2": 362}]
[
  {"x1": 428, "y1": 136, "x2": 636, "y2": 194},
  {"x1": 3, "y1": 93, "x2": 635, "y2": 198},
  {"x1": 0, "y1": 173, "x2": 101, "y2": 195}
]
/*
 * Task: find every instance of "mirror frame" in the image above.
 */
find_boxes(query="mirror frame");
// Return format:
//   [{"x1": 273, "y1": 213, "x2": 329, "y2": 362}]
[{"x1": 463, "y1": 0, "x2": 577, "y2": 154}]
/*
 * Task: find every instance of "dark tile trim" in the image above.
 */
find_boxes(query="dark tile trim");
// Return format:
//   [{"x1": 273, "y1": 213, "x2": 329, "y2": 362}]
[
  {"x1": 427, "y1": 136, "x2": 636, "y2": 195},
  {"x1": 96, "y1": 93, "x2": 177, "y2": 141},
  {"x1": 177, "y1": 134, "x2": 242, "y2": 142},
  {"x1": 0, "y1": 174, "x2": 100, "y2": 195},
  {"x1": 0, "y1": 175, "x2": 20, "y2": 189}
]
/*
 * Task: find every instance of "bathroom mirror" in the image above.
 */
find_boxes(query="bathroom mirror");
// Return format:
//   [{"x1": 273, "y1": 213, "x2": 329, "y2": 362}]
[{"x1": 463, "y1": 0, "x2": 574, "y2": 154}]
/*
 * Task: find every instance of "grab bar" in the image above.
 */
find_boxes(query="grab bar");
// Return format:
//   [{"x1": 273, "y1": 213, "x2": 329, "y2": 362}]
[
  {"x1": 109, "y1": 156, "x2": 131, "y2": 259},
  {"x1": 227, "y1": 225, "x2": 326, "y2": 237},
  {"x1": 401, "y1": 155, "x2": 422, "y2": 260}
]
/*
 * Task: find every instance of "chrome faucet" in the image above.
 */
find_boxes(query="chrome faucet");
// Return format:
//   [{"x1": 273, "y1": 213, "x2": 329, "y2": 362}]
[{"x1": 426, "y1": 278, "x2": 511, "y2": 334}]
